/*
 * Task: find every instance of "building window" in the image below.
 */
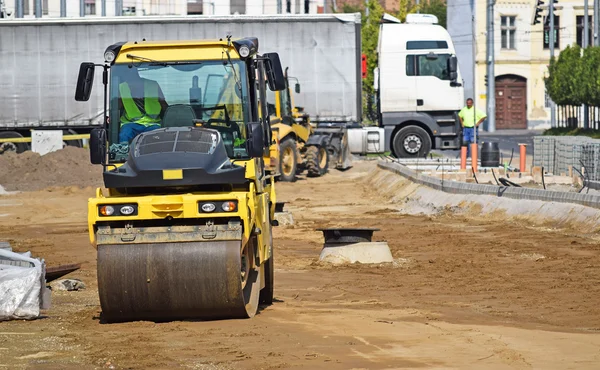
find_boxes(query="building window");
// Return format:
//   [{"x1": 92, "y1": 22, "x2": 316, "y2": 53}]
[
  {"x1": 576, "y1": 15, "x2": 594, "y2": 47},
  {"x1": 29, "y1": 0, "x2": 49, "y2": 16},
  {"x1": 543, "y1": 15, "x2": 560, "y2": 49},
  {"x1": 501, "y1": 16, "x2": 517, "y2": 49},
  {"x1": 85, "y1": 0, "x2": 96, "y2": 15}
]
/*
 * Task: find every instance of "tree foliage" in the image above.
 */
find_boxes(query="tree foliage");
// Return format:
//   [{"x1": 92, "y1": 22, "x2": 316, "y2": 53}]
[
  {"x1": 544, "y1": 44, "x2": 600, "y2": 107},
  {"x1": 545, "y1": 45, "x2": 582, "y2": 106},
  {"x1": 418, "y1": 0, "x2": 447, "y2": 28},
  {"x1": 360, "y1": 0, "x2": 385, "y2": 122}
]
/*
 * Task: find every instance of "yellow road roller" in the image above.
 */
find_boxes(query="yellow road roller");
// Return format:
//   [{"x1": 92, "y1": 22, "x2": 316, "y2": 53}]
[{"x1": 74, "y1": 36, "x2": 286, "y2": 322}]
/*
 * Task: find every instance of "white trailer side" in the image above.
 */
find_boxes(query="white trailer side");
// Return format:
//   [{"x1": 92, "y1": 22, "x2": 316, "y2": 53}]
[{"x1": 0, "y1": 14, "x2": 361, "y2": 143}]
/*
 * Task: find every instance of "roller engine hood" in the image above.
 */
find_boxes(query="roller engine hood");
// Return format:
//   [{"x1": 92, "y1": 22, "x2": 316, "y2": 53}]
[{"x1": 103, "y1": 127, "x2": 247, "y2": 189}]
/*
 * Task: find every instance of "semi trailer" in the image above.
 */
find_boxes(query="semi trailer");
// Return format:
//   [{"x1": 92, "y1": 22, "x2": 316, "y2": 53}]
[{"x1": 0, "y1": 12, "x2": 464, "y2": 158}]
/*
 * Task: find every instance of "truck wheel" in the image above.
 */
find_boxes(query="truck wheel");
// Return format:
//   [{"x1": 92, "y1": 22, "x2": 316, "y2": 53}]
[
  {"x1": 392, "y1": 126, "x2": 431, "y2": 158},
  {"x1": 306, "y1": 145, "x2": 329, "y2": 177},
  {"x1": 62, "y1": 129, "x2": 83, "y2": 148},
  {"x1": 0, "y1": 131, "x2": 29, "y2": 154},
  {"x1": 278, "y1": 138, "x2": 297, "y2": 182}
]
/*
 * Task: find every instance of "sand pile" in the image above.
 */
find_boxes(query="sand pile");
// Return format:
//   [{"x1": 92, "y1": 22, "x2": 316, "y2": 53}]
[{"x1": 0, "y1": 147, "x2": 103, "y2": 192}]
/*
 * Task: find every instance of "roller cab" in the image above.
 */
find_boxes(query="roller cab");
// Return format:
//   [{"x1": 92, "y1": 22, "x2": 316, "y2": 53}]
[{"x1": 75, "y1": 36, "x2": 286, "y2": 322}]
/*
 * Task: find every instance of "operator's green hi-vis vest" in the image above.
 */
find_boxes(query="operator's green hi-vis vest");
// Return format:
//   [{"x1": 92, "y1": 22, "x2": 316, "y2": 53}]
[{"x1": 119, "y1": 81, "x2": 162, "y2": 126}]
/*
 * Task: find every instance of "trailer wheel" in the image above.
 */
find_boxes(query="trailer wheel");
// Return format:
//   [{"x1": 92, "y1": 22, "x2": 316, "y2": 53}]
[
  {"x1": 392, "y1": 126, "x2": 431, "y2": 158},
  {"x1": 62, "y1": 129, "x2": 83, "y2": 148},
  {"x1": 278, "y1": 138, "x2": 297, "y2": 182},
  {"x1": 0, "y1": 132, "x2": 29, "y2": 155},
  {"x1": 306, "y1": 145, "x2": 329, "y2": 177}
]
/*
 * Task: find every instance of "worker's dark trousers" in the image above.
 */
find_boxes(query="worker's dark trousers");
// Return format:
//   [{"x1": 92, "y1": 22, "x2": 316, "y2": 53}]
[
  {"x1": 462, "y1": 127, "x2": 479, "y2": 157},
  {"x1": 119, "y1": 123, "x2": 161, "y2": 143}
]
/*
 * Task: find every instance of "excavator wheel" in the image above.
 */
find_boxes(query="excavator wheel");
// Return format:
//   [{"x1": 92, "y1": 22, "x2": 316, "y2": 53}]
[
  {"x1": 97, "y1": 238, "x2": 262, "y2": 322},
  {"x1": 278, "y1": 138, "x2": 298, "y2": 182},
  {"x1": 306, "y1": 145, "x2": 329, "y2": 177}
]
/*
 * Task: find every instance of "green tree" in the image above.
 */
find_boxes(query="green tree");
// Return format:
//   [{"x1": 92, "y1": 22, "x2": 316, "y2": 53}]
[
  {"x1": 396, "y1": 0, "x2": 419, "y2": 22},
  {"x1": 579, "y1": 47, "x2": 600, "y2": 107},
  {"x1": 340, "y1": 3, "x2": 362, "y2": 13},
  {"x1": 418, "y1": 0, "x2": 447, "y2": 28},
  {"x1": 544, "y1": 45, "x2": 582, "y2": 106},
  {"x1": 360, "y1": 0, "x2": 385, "y2": 122}
]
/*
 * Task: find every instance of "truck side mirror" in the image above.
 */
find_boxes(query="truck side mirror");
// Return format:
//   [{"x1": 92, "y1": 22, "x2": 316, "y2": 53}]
[
  {"x1": 247, "y1": 122, "x2": 265, "y2": 158},
  {"x1": 448, "y1": 56, "x2": 458, "y2": 81},
  {"x1": 295, "y1": 83, "x2": 301, "y2": 94},
  {"x1": 263, "y1": 53, "x2": 286, "y2": 91},
  {"x1": 89, "y1": 128, "x2": 106, "y2": 165},
  {"x1": 75, "y1": 62, "x2": 96, "y2": 102}
]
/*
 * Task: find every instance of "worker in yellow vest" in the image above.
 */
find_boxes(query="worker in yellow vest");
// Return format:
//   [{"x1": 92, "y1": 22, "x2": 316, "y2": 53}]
[
  {"x1": 118, "y1": 69, "x2": 168, "y2": 143},
  {"x1": 458, "y1": 98, "x2": 487, "y2": 157}
]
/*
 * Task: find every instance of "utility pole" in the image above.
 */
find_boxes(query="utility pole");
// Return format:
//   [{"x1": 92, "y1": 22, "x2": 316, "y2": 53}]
[
  {"x1": 80, "y1": 0, "x2": 84, "y2": 17},
  {"x1": 549, "y1": 0, "x2": 556, "y2": 127},
  {"x1": 472, "y1": 14, "x2": 477, "y2": 144},
  {"x1": 60, "y1": 0, "x2": 66, "y2": 17},
  {"x1": 102, "y1": 0, "x2": 106, "y2": 16},
  {"x1": 584, "y1": 0, "x2": 590, "y2": 129},
  {"x1": 486, "y1": 0, "x2": 496, "y2": 132}
]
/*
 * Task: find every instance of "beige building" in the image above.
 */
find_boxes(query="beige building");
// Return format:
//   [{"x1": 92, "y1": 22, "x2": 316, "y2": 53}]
[{"x1": 474, "y1": 0, "x2": 594, "y2": 129}]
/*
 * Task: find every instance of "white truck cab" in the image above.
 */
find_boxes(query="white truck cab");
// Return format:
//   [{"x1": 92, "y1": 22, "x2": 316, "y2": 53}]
[{"x1": 374, "y1": 13, "x2": 465, "y2": 158}]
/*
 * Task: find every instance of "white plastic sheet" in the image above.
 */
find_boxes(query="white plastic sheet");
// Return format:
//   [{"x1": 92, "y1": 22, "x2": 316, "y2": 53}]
[{"x1": 0, "y1": 249, "x2": 47, "y2": 321}]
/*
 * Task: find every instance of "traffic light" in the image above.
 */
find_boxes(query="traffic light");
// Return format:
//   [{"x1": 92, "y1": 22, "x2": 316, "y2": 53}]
[
  {"x1": 532, "y1": 0, "x2": 544, "y2": 25},
  {"x1": 484, "y1": 75, "x2": 488, "y2": 86}
]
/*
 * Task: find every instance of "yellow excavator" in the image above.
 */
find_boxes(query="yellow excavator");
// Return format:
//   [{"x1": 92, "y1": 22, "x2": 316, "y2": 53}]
[
  {"x1": 75, "y1": 36, "x2": 286, "y2": 322},
  {"x1": 266, "y1": 68, "x2": 329, "y2": 182}
]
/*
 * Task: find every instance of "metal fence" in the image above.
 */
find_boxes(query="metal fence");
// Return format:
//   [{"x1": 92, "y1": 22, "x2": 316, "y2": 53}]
[
  {"x1": 534, "y1": 135, "x2": 600, "y2": 180},
  {"x1": 556, "y1": 105, "x2": 600, "y2": 130}
]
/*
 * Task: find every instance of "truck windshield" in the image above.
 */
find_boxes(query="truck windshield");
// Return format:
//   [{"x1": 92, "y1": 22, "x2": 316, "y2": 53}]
[{"x1": 107, "y1": 60, "x2": 249, "y2": 162}]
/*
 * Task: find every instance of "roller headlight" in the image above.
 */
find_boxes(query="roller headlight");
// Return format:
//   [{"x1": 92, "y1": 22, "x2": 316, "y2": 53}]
[
  {"x1": 199, "y1": 201, "x2": 238, "y2": 213},
  {"x1": 99, "y1": 205, "x2": 114, "y2": 216},
  {"x1": 221, "y1": 201, "x2": 237, "y2": 212},
  {"x1": 201, "y1": 203, "x2": 216, "y2": 213},
  {"x1": 104, "y1": 51, "x2": 116, "y2": 63},
  {"x1": 98, "y1": 204, "x2": 137, "y2": 217},
  {"x1": 120, "y1": 205, "x2": 135, "y2": 215}
]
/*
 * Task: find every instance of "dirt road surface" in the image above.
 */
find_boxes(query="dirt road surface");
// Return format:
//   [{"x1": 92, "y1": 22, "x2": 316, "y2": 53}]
[{"x1": 1, "y1": 156, "x2": 600, "y2": 369}]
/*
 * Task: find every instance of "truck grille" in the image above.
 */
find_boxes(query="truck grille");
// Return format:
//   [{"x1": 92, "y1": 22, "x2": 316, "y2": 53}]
[{"x1": 135, "y1": 129, "x2": 217, "y2": 156}]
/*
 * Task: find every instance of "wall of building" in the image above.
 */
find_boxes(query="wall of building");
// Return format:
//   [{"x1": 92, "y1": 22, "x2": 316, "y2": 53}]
[
  {"x1": 472, "y1": 0, "x2": 597, "y2": 130},
  {"x1": 447, "y1": 0, "x2": 475, "y2": 102}
]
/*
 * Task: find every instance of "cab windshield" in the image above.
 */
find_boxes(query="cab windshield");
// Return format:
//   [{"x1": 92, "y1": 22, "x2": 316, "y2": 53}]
[
  {"x1": 265, "y1": 82, "x2": 291, "y2": 121},
  {"x1": 107, "y1": 60, "x2": 249, "y2": 162}
]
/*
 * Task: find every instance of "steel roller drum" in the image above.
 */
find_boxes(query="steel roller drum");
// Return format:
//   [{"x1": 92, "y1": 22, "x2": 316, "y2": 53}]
[{"x1": 97, "y1": 241, "x2": 261, "y2": 322}]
